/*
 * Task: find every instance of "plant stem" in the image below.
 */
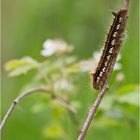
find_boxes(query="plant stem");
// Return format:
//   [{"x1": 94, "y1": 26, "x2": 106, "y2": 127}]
[
  {"x1": 0, "y1": 87, "x2": 76, "y2": 130},
  {"x1": 77, "y1": 0, "x2": 129, "y2": 139},
  {"x1": 77, "y1": 53, "x2": 119, "y2": 140},
  {"x1": 77, "y1": 82, "x2": 108, "y2": 140}
]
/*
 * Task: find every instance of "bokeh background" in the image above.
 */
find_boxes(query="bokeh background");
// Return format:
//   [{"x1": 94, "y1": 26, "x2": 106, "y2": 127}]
[{"x1": 1, "y1": 0, "x2": 139, "y2": 140}]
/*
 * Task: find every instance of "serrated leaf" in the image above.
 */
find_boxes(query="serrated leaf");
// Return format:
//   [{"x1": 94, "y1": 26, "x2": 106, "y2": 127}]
[{"x1": 5, "y1": 57, "x2": 39, "y2": 77}]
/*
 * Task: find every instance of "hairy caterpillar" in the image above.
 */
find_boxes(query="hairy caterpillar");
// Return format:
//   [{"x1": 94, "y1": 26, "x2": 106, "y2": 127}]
[{"x1": 91, "y1": 3, "x2": 129, "y2": 91}]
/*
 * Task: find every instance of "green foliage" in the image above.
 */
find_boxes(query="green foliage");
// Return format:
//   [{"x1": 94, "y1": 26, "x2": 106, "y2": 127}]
[
  {"x1": 116, "y1": 85, "x2": 139, "y2": 107},
  {"x1": 42, "y1": 122, "x2": 64, "y2": 139},
  {"x1": 2, "y1": 0, "x2": 139, "y2": 140},
  {"x1": 3, "y1": 40, "x2": 82, "y2": 140},
  {"x1": 3, "y1": 38, "x2": 139, "y2": 140},
  {"x1": 5, "y1": 57, "x2": 39, "y2": 77}
]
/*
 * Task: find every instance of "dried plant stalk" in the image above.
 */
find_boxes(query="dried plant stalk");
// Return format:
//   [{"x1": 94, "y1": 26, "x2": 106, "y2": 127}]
[{"x1": 78, "y1": 1, "x2": 129, "y2": 140}]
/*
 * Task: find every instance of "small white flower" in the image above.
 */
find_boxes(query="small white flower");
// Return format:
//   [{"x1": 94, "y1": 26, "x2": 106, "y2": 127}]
[
  {"x1": 80, "y1": 60, "x2": 96, "y2": 73},
  {"x1": 116, "y1": 72, "x2": 125, "y2": 81},
  {"x1": 41, "y1": 39, "x2": 56, "y2": 56},
  {"x1": 114, "y1": 63, "x2": 122, "y2": 70},
  {"x1": 80, "y1": 51, "x2": 101, "y2": 73},
  {"x1": 54, "y1": 79, "x2": 74, "y2": 93},
  {"x1": 93, "y1": 51, "x2": 101, "y2": 63},
  {"x1": 41, "y1": 39, "x2": 73, "y2": 57},
  {"x1": 114, "y1": 54, "x2": 122, "y2": 70},
  {"x1": 80, "y1": 50, "x2": 122, "y2": 72},
  {"x1": 116, "y1": 53, "x2": 121, "y2": 61}
]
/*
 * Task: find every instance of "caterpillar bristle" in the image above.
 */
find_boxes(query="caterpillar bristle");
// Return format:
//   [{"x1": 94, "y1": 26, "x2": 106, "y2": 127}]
[{"x1": 92, "y1": 6, "x2": 129, "y2": 91}]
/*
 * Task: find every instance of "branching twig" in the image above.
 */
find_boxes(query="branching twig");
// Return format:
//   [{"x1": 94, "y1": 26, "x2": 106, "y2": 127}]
[{"x1": 0, "y1": 87, "x2": 76, "y2": 130}]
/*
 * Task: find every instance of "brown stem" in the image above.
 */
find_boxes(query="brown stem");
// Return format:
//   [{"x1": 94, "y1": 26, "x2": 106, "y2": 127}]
[
  {"x1": 77, "y1": 50, "x2": 120, "y2": 140},
  {"x1": 0, "y1": 88, "x2": 76, "y2": 130},
  {"x1": 124, "y1": 0, "x2": 129, "y2": 9},
  {"x1": 77, "y1": 0, "x2": 129, "y2": 139},
  {"x1": 77, "y1": 81, "x2": 108, "y2": 140}
]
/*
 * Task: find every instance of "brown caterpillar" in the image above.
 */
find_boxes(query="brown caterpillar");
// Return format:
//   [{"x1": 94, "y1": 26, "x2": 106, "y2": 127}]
[{"x1": 91, "y1": 3, "x2": 129, "y2": 91}]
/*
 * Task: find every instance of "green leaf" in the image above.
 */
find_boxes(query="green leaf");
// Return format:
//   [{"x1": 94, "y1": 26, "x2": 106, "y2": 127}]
[
  {"x1": 66, "y1": 63, "x2": 80, "y2": 74},
  {"x1": 5, "y1": 57, "x2": 39, "y2": 77},
  {"x1": 117, "y1": 84, "x2": 137, "y2": 94},
  {"x1": 116, "y1": 85, "x2": 139, "y2": 106},
  {"x1": 71, "y1": 101, "x2": 81, "y2": 110},
  {"x1": 64, "y1": 56, "x2": 77, "y2": 64},
  {"x1": 42, "y1": 122, "x2": 64, "y2": 139}
]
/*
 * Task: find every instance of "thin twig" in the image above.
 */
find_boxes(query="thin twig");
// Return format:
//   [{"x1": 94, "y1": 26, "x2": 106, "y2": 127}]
[
  {"x1": 77, "y1": 0, "x2": 129, "y2": 139},
  {"x1": 77, "y1": 79, "x2": 108, "y2": 140},
  {"x1": 55, "y1": 94, "x2": 80, "y2": 131},
  {"x1": 68, "y1": 108, "x2": 80, "y2": 132},
  {"x1": 77, "y1": 51, "x2": 121, "y2": 140},
  {"x1": 0, "y1": 87, "x2": 76, "y2": 130},
  {"x1": 124, "y1": 0, "x2": 129, "y2": 9},
  {"x1": 54, "y1": 95, "x2": 76, "y2": 114}
]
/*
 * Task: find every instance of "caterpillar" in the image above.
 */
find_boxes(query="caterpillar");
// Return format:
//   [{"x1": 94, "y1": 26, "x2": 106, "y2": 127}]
[{"x1": 91, "y1": 2, "x2": 129, "y2": 91}]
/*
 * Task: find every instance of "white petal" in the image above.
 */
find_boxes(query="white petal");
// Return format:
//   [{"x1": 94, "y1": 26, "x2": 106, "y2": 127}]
[
  {"x1": 93, "y1": 51, "x2": 101, "y2": 62},
  {"x1": 114, "y1": 63, "x2": 122, "y2": 70},
  {"x1": 43, "y1": 39, "x2": 54, "y2": 49},
  {"x1": 117, "y1": 54, "x2": 121, "y2": 61},
  {"x1": 40, "y1": 49, "x2": 54, "y2": 57}
]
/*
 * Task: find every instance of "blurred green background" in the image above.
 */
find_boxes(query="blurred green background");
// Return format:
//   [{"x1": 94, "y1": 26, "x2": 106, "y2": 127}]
[{"x1": 1, "y1": 0, "x2": 139, "y2": 140}]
